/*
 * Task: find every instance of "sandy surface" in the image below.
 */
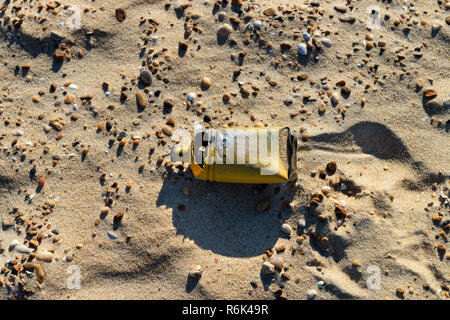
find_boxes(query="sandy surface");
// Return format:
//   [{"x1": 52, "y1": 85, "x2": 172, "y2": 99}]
[{"x1": 0, "y1": 0, "x2": 449, "y2": 300}]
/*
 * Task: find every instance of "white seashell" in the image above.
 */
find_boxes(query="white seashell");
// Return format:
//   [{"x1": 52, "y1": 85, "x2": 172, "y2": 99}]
[
  {"x1": 12, "y1": 130, "x2": 24, "y2": 136},
  {"x1": 297, "y1": 43, "x2": 307, "y2": 55},
  {"x1": 321, "y1": 186, "x2": 331, "y2": 194},
  {"x1": 298, "y1": 218, "x2": 306, "y2": 228},
  {"x1": 16, "y1": 244, "x2": 34, "y2": 254},
  {"x1": 107, "y1": 231, "x2": 118, "y2": 240},
  {"x1": 187, "y1": 92, "x2": 196, "y2": 102},
  {"x1": 9, "y1": 239, "x2": 19, "y2": 248},
  {"x1": 261, "y1": 261, "x2": 275, "y2": 275},
  {"x1": 306, "y1": 289, "x2": 317, "y2": 299},
  {"x1": 281, "y1": 223, "x2": 293, "y2": 235},
  {"x1": 321, "y1": 37, "x2": 332, "y2": 47}
]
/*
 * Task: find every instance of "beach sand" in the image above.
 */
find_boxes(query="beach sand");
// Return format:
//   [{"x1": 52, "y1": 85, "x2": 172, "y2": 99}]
[{"x1": 0, "y1": 0, "x2": 449, "y2": 299}]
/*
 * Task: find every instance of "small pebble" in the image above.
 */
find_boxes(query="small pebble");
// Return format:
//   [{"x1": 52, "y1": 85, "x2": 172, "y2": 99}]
[
  {"x1": 187, "y1": 92, "x2": 196, "y2": 101},
  {"x1": 9, "y1": 240, "x2": 19, "y2": 249},
  {"x1": 425, "y1": 100, "x2": 441, "y2": 109},
  {"x1": 321, "y1": 185, "x2": 331, "y2": 194},
  {"x1": 164, "y1": 99, "x2": 175, "y2": 109},
  {"x1": 416, "y1": 78, "x2": 424, "y2": 89},
  {"x1": 201, "y1": 77, "x2": 211, "y2": 89},
  {"x1": 269, "y1": 256, "x2": 284, "y2": 269},
  {"x1": 331, "y1": 92, "x2": 339, "y2": 104},
  {"x1": 298, "y1": 219, "x2": 306, "y2": 228},
  {"x1": 217, "y1": 24, "x2": 233, "y2": 38},
  {"x1": 318, "y1": 103, "x2": 327, "y2": 113},
  {"x1": 37, "y1": 176, "x2": 46, "y2": 187},
  {"x1": 115, "y1": 8, "x2": 126, "y2": 22},
  {"x1": 53, "y1": 50, "x2": 65, "y2": 62},
  {"x1": 306, "y1": 289, "x2": 317, "y2": 300},
  {"x1": 179, "y1": 41, "x2": 189, "y2": 51},
  {"x1": 136, "y1": 90, "x2": 147, "y2": 109},
  {"x1": 297, "y1": 43, "x2": 307, "y2": 55},
  {"x1": 162, "y1": 125, "x2": 173, "y2": 136},
  {"x1": 15, "y1": 245, "x2": 34, "y2": 254},
  {"x1": 23, "y1": 262, "x2": 45, "y2": 283},
  {"x1": 320, "y1": 38, "x2": 332, "y2": 47},
  {"x1": 2, "y1": 216, "x2": 15, "y2": 229},
  {"x1": 261, "y1": 261, "x2": 275, "y2": 275},
  {"x1": 189, "y1": 265, "x2": 203, "y2": 277},
  {"x1": 114, "y1": 211, "x2": 124, "y2": 222},
  {"x1": 263, "y1": 8, "x2": 276, "y2": 16},
  {"x1": 63, "y1": 254, "x2": 74, "y2": 263},
  {"x1": 36, "y1": 251, "x2": 54, "y2": 263},
  {"x1": 140, "y1": 70, "x2": 152, "y2": 86},
  {"x1": 423, "y1": 89, "x2": 437, "y2": 99},
  {"x1": 64, "y1": 95, "x2": 74, "y2": 104},
  {"x1": 12, "y1": 129, "x2": 24, "y2": 136},
  {"x1": 334, "y1": 5, "x2": 347, "y2": 13},
  {"x1": 281, "y1": 223, "x2": 293, "y2": 235},
  {"x1": 431, "y1": 22, "x2": 442, "y2": 33}
]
